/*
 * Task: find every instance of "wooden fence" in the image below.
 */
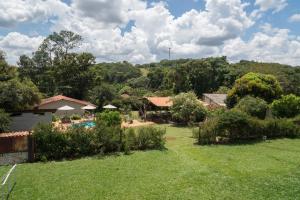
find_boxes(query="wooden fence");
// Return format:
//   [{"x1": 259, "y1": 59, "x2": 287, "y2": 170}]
[{"x1": 0, "y1": 132, "x2": 34, "y2": 165}]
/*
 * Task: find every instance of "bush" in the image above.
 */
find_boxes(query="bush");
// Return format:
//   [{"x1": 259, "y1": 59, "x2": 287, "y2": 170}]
[
  {"x1": 216, "y1": 110, "x2": 251, "y2": 140},
  {"x1": 263, "y1": 119, "x2": 300, "y2": 138},
  {"x1": 52, "y1": 114, "x2": 60, "y2": 122},
  {"x1": 94, "y1": 120, "x2": 122, "y2": 153},
  {"x1": 196, "y1": 119, "x2": 218, "y2": 145},
  {"x1": 195, "y1": 111, "x2": 300, "y2": 145},
  {"x1": 135, "y1": 127, "x2": 166, "y2": 150},
  {"x1": 171, "y1": 92, "x2": 207, "y2": 124},
  {"x1": 96, "y1": 111, "x2": 121, "y2": 127},
  {"x1": 0, "y1": 109, "x2": 11, "y2": 133},
  {"x1": 66, "y1": 127, "x2": 95, "y2": 157},
  {"x1": 235, "y1": 96, "x2": 268, "y2": 119},
  {"x1": 70, "y1": 114, "x2": 81, "y2": 120},
  {"x1": 33, "y1": 123, "x2": 68, "y2": 160},
  {"x1": 271, "y1": 94, "x2": 300, "y2": 118}
]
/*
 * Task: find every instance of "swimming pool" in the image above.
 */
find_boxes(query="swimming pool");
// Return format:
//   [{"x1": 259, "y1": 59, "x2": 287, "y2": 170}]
[{"x1": 73, "y1": 121, "x2": 96, "y2": 128}]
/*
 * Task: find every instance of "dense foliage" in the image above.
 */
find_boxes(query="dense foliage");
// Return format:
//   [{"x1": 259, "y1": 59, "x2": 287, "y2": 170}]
[
  {"x1": 0, "y1": 51, "x2": 41, "y2": 112},
  {"x1": 271, "y1": 94, "x2": 300, "y2": 118},
  {"x1": 195, "y1": 110, "x2": 300, "y2": 144},
  {"x1": 226, "y1": 72, "x2": 283, "y2": 107},
  {"x1": 33, "y1": 111, "x2": 166, "y2": 161},
  {"x1": 0, "y1": 109, "x2": 11, "y2": 133},
  {"x1": 171, "y1": 92, "x2": 207, "y2": 124},
  {"x1": 235, "y1": 96, "x2": 268, "y2": 119}
]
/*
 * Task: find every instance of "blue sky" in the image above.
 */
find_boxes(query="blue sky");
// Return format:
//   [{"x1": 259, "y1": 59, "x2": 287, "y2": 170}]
[{"x1": 0, "y1": 0, "x2": 300, "y2": 66}]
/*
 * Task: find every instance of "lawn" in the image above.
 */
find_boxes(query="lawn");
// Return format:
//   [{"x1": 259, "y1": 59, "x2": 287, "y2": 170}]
[{"x1": 1, "y1": 125, "x2": 300, "y2": 200}]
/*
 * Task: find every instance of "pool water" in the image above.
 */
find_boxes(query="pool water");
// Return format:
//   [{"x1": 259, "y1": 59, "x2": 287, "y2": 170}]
[{"x1": 73, "y1": 121, "x2": 96, "y2": 128}]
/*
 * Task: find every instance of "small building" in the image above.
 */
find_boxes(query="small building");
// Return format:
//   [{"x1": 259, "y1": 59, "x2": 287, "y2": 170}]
[
  {"x1": 144, "y1": 97, "x2": 173, "y2": 109},
  {"x1": 142, "y1": 97, "x2": 173, "y2": 123},
  {"x1": 203, "y1": 93, "x2": 227, "y2": 107},
  {"x1": 36, "y1": 95, "x2": 96, "y2": 116}
]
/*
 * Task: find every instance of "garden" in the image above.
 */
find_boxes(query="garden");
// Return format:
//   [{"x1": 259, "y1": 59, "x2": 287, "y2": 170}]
[{"x1": 1, "y1": 125, "x2": 300, "y2": 199}]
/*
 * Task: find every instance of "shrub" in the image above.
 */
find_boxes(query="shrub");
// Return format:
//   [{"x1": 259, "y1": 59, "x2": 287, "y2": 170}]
[
  {"x1": 216, "y1": 110, "x2": 251, "y2": 140},
  {"x1": 33, "y1": 123, "x2": 68, "y2": 160},
  {"x1": 94, "y1": 120, "x2": 122, "y2": 153},
  {"x1": 135, "y1": 127, "x2": 166, "y2": 150},
  {"x1": 196, "y1": 119, "x2": 218, "y2": 145},
  {"x1": 0, "y1": 109, "x2": 11, "y2": 133},
  {"x1": 66, "y1": 127, "x2": 95, "y2": 157},
  {"x1": 235, "y1": 96, "x2": 268, "y2": 119},
  {"x1": 195, "y1": 111, "x2": 300, "y2": 145},
  {"x1": 125, "y1": 129, "x2": 137, "y2": 148},
  {"x1": 171, "y1": 92, "x2": 207, "y2": 124},
  {"x1": 263, "y1": 119, "x2": 300, "y2": 138},
  {"x1": 96, "y1": 111, "x2": 121, "y2": 127},
  {"x1": 52, "y1": 114, "x2": 60, "y2": 122},
  {"x1": 70, "y1": 114, "x2": 81, "y2": 120},
  {"x1": 271, "y1": 94, "x2": 300, "y2": 118}
]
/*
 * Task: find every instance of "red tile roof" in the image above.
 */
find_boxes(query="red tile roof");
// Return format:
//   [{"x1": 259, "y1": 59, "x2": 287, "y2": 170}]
[
  {"x1": 145, "y1": 97, "x2": 173, "y2": 107},
  {"x1": 38, "y1": 95, "x2": 95, "y2": 107},
  {"x1": 0, "y1": 131, "x2": 30, "y2": 138}
]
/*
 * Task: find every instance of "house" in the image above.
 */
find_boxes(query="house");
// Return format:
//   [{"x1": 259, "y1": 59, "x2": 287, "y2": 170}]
[
  {"x1": 203, "y1": 93, "x2": 227, "y2": 107},
  {"x1": 142, "y1": 97, "x2": 173, "y2": 122},
  {"x1": 36, "y1": 95, "x2": 96, "y2": 116}
]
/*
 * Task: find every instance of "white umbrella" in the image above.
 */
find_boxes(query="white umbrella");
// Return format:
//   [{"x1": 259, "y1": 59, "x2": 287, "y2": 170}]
[
  {"x1": 103, "y1": 104, "x2": 117, "y2": 109},
  {"x1": 58, "y1": 105, "x2": 75, "y2": 111},
  {"x1": 82, "y1": 105, "x2": 96, "y2": 110},
  {"x1": 57, "y1": 105, "x2": 75, "y2": 117}
]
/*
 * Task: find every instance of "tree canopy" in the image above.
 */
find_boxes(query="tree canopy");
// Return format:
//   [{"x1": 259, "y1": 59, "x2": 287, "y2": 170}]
[{"x1": 226, "y1": 72, "x2": 283, "y2": 108}]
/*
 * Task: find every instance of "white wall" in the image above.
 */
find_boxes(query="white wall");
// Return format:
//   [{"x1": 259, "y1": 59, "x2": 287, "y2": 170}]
[{"x1": 39, "y1": 100, "x2": 85, "y2": 116}]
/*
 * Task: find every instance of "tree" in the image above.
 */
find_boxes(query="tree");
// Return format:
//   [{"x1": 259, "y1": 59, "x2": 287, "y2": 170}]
[
  {"x1": 0, "y1": 78, "x2": 41, "y2": 111},
  {"x1": 55, "y1": 52, "x2": 95, "y2": 99},
  {"x1": 0, "y1": 109, "x2": 11, "y2": 133},
  {"x1": 235, "y1": 96, "x2": 268, "y2": 119},
  {"x1": 271, "y1": 94, "x2": 300, "y2": 118},
  {"x1": 0, "y1": 53, "x2": 41, "y2": 111},
  {"x1": 226, "y1": 72, "x2": 282, "y2": 108},
  {"x1": 88, "y1": 84, "x2": 117, "y2": 109},
  {"x1": 171, "y1": 92, "x2": 207, "y2": 124},
  {"x1": 147, "y1": 68, "x2": 165, "y2": 89}
]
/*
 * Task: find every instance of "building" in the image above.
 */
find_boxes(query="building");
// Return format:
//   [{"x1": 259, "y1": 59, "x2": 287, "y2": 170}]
[
  {"x1": 203, "y1": 93, "x2": 227, "y2": 107},
  {"x1": 144, "y1": 97, "x2": 173, "y2": 109},
  {"x1": 36, "y1": 95, "x2": 96, "y2": 116}
]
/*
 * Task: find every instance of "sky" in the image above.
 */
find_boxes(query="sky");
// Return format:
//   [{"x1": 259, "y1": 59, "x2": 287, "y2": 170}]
[{"x1": 0, "y1": 0, "x2": 300, "y2": 66}]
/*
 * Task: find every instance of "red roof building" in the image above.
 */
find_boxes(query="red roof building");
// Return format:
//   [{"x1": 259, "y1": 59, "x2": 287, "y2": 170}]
[{"x1": 145, "y1": 97, "x2": 173, "y2": 108}]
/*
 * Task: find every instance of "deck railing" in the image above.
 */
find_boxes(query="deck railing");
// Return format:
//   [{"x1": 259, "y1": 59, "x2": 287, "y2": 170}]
[{"x1": 1, "y1": 164, "x2": 17, "y2": 200}]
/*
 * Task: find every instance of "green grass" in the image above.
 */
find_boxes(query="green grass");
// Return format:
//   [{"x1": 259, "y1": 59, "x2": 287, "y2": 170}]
[{"x1": 2, "y1": 125, "x2": 300, "y2": 199}]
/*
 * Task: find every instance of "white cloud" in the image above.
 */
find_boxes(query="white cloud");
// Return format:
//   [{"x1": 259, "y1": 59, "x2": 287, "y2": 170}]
[
  {"x1": 289, "y1": 14, "x2": 300, "y2": 23},
  {"x1": 0, "y1": 0, "x2": 299, "y2": 66},
  {"x1": 223, "y1": 24, "x2": 300, "y2": 66},
  {"x1": 0, "y1": 32, "x2": 44, "y2": 64},
  {"x1": 255, "y1": 0, "x2": 288, "y2": 13},
  {"x1": 0, "y1": 0, "x2": 69, "y2": 28}
]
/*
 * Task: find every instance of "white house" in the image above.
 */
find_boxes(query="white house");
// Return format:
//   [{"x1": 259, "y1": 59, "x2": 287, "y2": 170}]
[{"x1": 36, "y1": 95, "x2": 96, "y2": 116}]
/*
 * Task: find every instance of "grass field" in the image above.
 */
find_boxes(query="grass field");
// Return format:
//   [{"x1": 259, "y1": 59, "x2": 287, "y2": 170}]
[{"x1": 1, "y1": 125, "x2": 300, "y2": 199}]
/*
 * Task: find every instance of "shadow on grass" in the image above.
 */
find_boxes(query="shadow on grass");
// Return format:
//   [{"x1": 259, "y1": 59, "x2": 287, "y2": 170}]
[{"x1": 193, "y1": 138, "x2": 267, "y2": 147}]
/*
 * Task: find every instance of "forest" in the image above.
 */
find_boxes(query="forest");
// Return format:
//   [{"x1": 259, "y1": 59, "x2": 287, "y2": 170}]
[{"x1": 0, "y1": 30, "x2": 300, "y2": 114}]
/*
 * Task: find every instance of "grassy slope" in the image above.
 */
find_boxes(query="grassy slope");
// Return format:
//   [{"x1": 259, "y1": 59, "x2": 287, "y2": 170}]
[{"x1": 2, "y1": 125, "x2": 300, "y2": 200}]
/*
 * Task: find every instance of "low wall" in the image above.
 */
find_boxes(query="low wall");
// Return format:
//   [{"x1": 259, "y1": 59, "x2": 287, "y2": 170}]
[{"x1": 0, "y1": 152, "x2": 28, "y2": 165}]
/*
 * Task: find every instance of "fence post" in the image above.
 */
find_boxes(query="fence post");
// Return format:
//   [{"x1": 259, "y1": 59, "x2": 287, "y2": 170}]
[{"x1": 27, "y1": 133, "x2": 34, "y2": 162}]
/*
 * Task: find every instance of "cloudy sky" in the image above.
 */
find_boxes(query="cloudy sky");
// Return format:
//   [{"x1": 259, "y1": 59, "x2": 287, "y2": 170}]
[{"x1": 0, "y1": 0, "x2": 300, "y2": 66}]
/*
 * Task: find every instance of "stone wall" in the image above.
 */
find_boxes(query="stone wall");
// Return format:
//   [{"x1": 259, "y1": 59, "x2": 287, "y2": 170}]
[{"x1": 0, "y1": 152, "x2": 28, "y2": 165}]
